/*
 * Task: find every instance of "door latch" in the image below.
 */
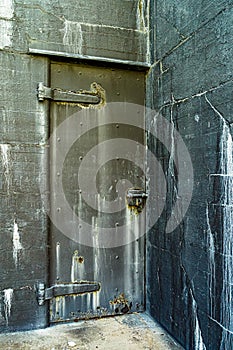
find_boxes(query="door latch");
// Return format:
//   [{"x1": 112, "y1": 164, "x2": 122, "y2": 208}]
[
  {"x1": 126, "y1": 188, "x2": 147, "y2": 213},
  {"x1": 37, "y1": 82, "x2": 101, "y2": 104}
]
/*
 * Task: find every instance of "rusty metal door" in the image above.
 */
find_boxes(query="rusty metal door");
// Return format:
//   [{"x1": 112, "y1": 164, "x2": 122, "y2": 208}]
[{"x1": 47, "y1": 61, "x2": 146, "y2": 323}]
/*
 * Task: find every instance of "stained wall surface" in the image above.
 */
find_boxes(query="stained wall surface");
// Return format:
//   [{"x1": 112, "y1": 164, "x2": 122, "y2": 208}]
[
  {"x1": 0, "y1": 0, "x2": 149, "y2": 331},
  {"x1": 1, "y1": 1, "x2": 233, "y2": 349},
  {"x1": 146, "y1": 1, "x2": 233, "y2": 349}
]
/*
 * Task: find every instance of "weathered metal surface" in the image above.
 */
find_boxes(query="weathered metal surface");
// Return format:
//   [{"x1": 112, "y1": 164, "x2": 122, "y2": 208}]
[
  {"x1": 45, "y1": 283, "x2": 100, "y2": 299},
  {"x1": 49, "y1": 61, "x2": 146, "y2": 323},
  {"x1": 29, "y1": 47, "x2": 151, "y2": 68},
  {"x1": 126, "y1": 188, "x2": 147, "y2": 214}
]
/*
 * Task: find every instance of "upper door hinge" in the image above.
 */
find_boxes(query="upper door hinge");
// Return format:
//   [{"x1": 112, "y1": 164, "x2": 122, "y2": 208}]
[{"x1": 37, "y1": 82, "x2": 101, "y2": 104}]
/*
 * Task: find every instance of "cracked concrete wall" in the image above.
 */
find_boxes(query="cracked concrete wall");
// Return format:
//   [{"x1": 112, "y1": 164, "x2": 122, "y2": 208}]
[
  {"x1": 147, "y1": 1, "x2": 233, "y2": 349},
  {"x1": 0, "y1": 0, "x2": 149, "y2": 332}
]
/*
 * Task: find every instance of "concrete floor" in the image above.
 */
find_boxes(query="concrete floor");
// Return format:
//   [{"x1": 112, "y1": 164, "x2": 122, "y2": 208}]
[{"x1": 0, "y1": 313, "x2": 183, "y2": 350}]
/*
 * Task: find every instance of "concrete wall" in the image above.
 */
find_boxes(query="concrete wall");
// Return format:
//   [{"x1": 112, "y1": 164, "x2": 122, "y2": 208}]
[
  {"x1": 0, "y1": 0, "x2": 149, "y2": 331},
  {"x1": 147, "y1": 1, "x2": 233, "y2": 349}
]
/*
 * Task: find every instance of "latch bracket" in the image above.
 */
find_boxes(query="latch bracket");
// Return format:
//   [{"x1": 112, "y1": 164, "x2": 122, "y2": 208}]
[
  {"x1": 37, "y1": 82, "x2": 101, "y2": 104},
  {"x1": 37, "y1": 282, "x2": 101, "y2": 305}
]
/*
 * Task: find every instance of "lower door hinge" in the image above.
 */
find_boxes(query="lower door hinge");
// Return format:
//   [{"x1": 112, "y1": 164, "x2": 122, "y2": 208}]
[{"x1": 37, "y1": 282, "x2": 101, "y2": 306}]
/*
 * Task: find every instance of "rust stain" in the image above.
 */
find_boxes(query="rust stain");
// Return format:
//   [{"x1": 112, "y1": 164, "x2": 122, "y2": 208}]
[
  {"x1": 126, "y1": 187, "x2": 146, "y2": 214},
  {"x1": 55, "y1": 81, "x2": 106, "y2": 109},
  {"x1": 110, "y1": 293, "x2": 132, "y2": 314},
  {"x1": 73, "y1": 250, "x2": 84, "y2": 264}
]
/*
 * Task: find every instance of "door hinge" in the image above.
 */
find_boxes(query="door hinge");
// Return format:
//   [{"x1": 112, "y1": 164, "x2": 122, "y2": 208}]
[
  {"x1": 37, "y1": 82, "x2": 101, "y2": 104},
  {"x1": 36, "y1": 282, "x2": 101, "y2": 305}
]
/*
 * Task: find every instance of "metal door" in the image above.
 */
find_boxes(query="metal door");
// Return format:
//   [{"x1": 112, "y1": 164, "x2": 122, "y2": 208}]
[{"x1": 47, "y1": 61, "x2": 146, "y2": 323}]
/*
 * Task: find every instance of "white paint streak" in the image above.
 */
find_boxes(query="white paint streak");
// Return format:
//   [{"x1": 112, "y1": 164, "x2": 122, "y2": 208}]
[
  {"x1": 206, "y1": 204, "x2": 216, "y2": 318},
  {"x1": 4, "y1": 288, "x2": 13, "y2": 325},
  {"x1": 206, "y1": 95, "x2": 233, "y2": 349},
  {"x1": 190, "y1": 290, "x2": 207, "y2": 350},
  {"x1": 219, "y1": 120, "x2": 233, "y2": 350},
  {"x1": 137, "y1": 0, "x2": 146, "y2": 32},
  {"x1": 13, "y1": 220, "x2": 22, "y2": 267},
  {"x1": 209, "y1": 316, "x2": 233, "y2": 336},
  {"x1": 0, "y1": 143, "x2": 10, "y2": 194},
  {"x1": 62, "y1": 20, "x2": 83, "y2": 54}
]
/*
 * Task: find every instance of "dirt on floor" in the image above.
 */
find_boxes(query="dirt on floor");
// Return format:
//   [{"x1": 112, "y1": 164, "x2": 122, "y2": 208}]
[{"x1": 0, "y1": 313, "x2": 183, "y2": 350}]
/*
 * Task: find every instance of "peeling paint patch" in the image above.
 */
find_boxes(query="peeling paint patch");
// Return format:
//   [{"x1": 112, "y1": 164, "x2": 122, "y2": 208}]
[
  {"x1": 62, "y1": 20, "x2": 83, "y2": 54},
  {"x1": 13, "y1": 220, "x2": 23, "y2": 267},
  {"x1": 4, "y1": 288, "x2": 13, "y2": 326}
]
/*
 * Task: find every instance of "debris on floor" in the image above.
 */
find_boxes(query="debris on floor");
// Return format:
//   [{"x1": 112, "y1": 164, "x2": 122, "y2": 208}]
[{"x1": 0, "y1": 313, "x2": 183, "y2": 350}]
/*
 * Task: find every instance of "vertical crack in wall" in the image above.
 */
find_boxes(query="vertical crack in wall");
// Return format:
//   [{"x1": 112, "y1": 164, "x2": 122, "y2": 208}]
[
  {"x1": 13, "y1": 220, "x2": 23, "y2": 267},
  {"x1": 4, "y1": 288, "x2": 13, "y2": 326}
]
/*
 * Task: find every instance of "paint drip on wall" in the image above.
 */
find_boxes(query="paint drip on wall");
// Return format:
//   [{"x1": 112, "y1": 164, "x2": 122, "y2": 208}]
[
  {"x1": 4, "y1": 288, "x2": 13, "y2": 325},
  {"x1": 62, "y1": 20, "x2": 83, "y2": 54},
  {"x1": 13, "y1": 220, "x2": 23, "y2": 267},
  {"x1": 0, "y1": 144, "x2": 11, "y2": 194}
]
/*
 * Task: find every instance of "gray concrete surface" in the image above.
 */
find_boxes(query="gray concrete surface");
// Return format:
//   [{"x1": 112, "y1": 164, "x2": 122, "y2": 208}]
[{"x1": 0, "y1": 313, "x2": 183, "y2": 350}]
